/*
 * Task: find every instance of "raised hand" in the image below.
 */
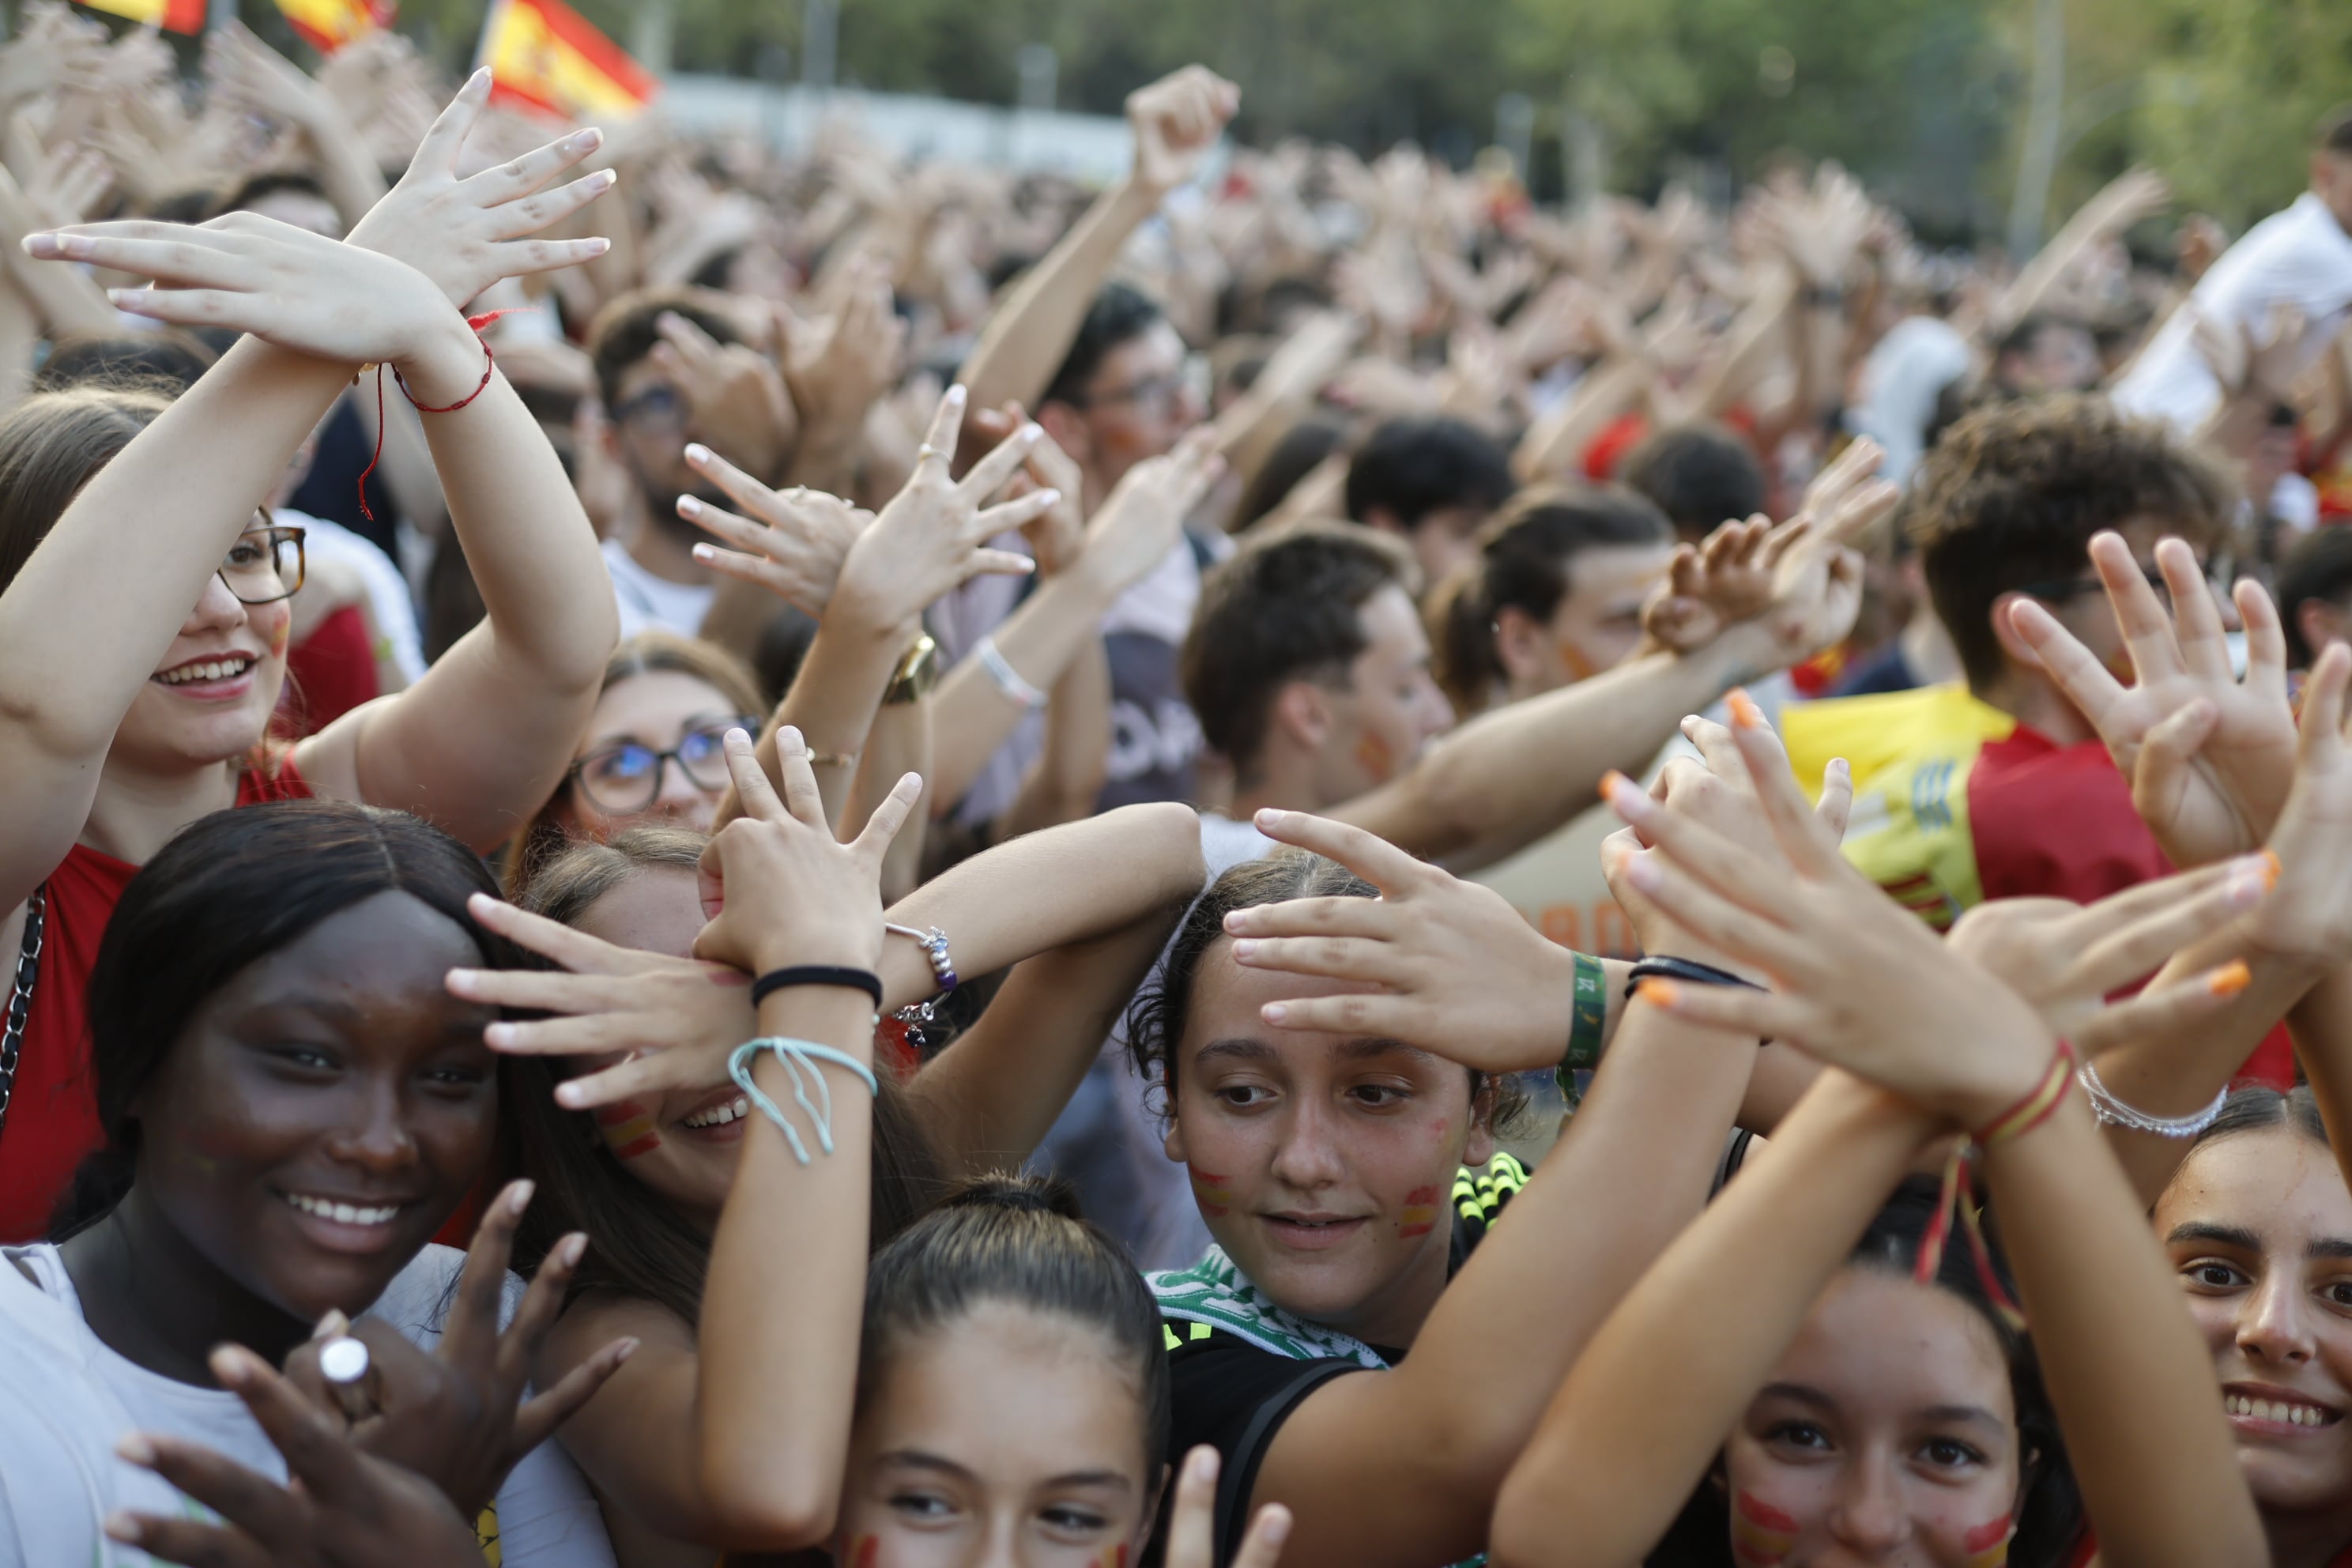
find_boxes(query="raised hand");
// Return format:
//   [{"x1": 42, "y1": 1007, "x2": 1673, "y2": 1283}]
[
  {"x1": 278, "y1": 1179, "x2": 635, "y2": 1517},
  {"x1": 692, "y1": 726, "x2": 922, "y2": 976},
  {"x1": 447, "y1": 893, "x2": 756, "y2": 1112},
  {"x1": 104, "y1": 1348, "x2": 483, "y2": 1568},
  {"x1": 342, "y1": 70, "x2": 616, "y2": 310},
  {"x1": 1638, "y1": 514, "x2": 1792, "y2": 653},
  {"x1": 1219, "y1": 808, "x2": 1584, "y2": 1075},
  {"x1": 205, "y1": 20, "x2": 341, "y2": 141},
  {"x1": 827, "y1": 386, "x2": 1053, "y2": 635},
  {"x1": 2007, "y1": 531, "x2": 2296, "y2": 867},
  {"x1": 681, "y1": 447, "x2": 874, "y2": 616},
  {"x1": 1070, "y1": 425, "x2": 1225, "y2": 596},
  {"x1": 1600, "y1": 706, "x2": 2058, "y2": 1129},
  {"x1": 650, "y1": 306, "x2": 797, "y2": 483},
  {"x1": 24, "y1": 213, "x2": 474, "y2": 375},
  {"x1": 1126, "y1": 65, "x2": 1240, "y2": 196},
  {"x1": 1166, "y1": 1446, "x2": 1291, "y2": 1568},
  {"x1": 2237, "y1": 642, "x2": 2352, "y2": 968},
  {"x1": 780, "y1": 257, "x2": 907, "y2": 445}
]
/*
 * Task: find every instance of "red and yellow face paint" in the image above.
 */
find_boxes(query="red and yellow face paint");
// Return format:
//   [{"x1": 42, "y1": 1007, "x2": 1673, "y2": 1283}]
[
  {"x1": 1729, "y1": 1491, "x2": 1798, "y2": 1566},
  {"x1": 1962, "y1": 1516, "x2": 2011, "y2": 1568},
  {"x1": 1095, "y1": 1547, "x2": 1129, "y2": 1568},
  {"x1": 1354, "y1": 729, "x2": 1396, "y2": 783},
  {"x1": 833, "y1": 1536, "x2": 878, "y2": 1568},
  {"x1": 1189, "y1": 1170, "x2": 1232, "y2": 1219},
  {"x1": 595, "y1": 1098, "x2": 662, "y2": 1160},
  {"x1": 1398, "y1": 1185, "x2": 1442, "y2": 1239}
]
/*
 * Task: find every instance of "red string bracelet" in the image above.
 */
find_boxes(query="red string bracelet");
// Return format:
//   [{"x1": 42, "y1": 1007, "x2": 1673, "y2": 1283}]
[
  {"x1": 1913, "y1": 1039, "x2": 2079, "y2": 1332},
  {"x1": 355, "y1": 310, "x2": 518, "y2": 522}
]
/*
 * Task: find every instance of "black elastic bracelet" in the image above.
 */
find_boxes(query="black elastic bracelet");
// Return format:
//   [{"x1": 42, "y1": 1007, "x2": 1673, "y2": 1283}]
[
  {"x1": 751, "y1": 965, "x2": 883, "y2": 1010},
  {"x1": 1626, "y1": 956, "x2": 1766, "y2": 997}
]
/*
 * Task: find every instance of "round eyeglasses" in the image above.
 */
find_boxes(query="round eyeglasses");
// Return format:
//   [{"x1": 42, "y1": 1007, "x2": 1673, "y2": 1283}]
[
  {"x1": 568, "y1": 718, "x2": 756, "y2": 815},
  {"x1": 218, "y1": 525, "x2": 307, "y2": 605}
]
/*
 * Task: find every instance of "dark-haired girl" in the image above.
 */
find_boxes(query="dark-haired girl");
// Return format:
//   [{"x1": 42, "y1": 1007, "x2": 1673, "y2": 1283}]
[
  {"x1": 0, "y1": 77, "x2": 619, "y2": 1238},
  {"x1": 1487, "y1": 704, "x2": 2267, "y2": 1566},
  {"x1": 0, "y1": 800, "x2": 629, "y2": 1566}
]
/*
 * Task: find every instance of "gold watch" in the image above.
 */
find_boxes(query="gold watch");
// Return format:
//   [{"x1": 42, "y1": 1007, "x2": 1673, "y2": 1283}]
[{"x1": 882, "y1": 632, "x2": 939, "y2": 705}]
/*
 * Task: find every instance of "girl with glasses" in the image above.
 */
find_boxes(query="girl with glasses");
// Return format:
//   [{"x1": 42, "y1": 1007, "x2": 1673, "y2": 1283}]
[{"x1": 0, "y1": 77, "x2": 621, "y2": 1242}]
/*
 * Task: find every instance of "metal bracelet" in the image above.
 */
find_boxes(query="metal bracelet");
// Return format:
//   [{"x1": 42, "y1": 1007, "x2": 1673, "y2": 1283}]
[
  {"x1": 976, "y1": 635, "x2": 1049, "y2": 710},
  {"x1": 2078, "y1": 1056, "x2": 2230, "y2": 1139}
]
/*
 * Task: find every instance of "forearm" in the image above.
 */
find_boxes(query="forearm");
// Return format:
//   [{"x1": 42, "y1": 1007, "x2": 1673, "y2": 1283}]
[
  {"x1": 0, "y1": 274, "x2": 36, "y2": 416},
  {"x1": 1344, "y1": 627, "x2": 1780, "y2": 866},
  {"x1": 1981, "y1": 1097, "x2": 2266, "y2": 1566},
  {"x1": 1000, "y1": 633, "x2": 1110, "y2": 837},
  {"x1": 1510, "y1": 356, "x2": 1651, "y2": 483},
  {"x1": 754, "y1": 604, "x2": 906, "y2": 829},
  {"x1": 876, "y1": 801, "x2": 1204, "y2": 1011},
  {"x1": 929, "y1": 569, "x2": 1115, "y2": 808},
  {"x1": 2290, "y1": 963, "x2": 2352, "y2": 1184},
  {"x1": 695, "y1": 986, "x2": 873, "y2": 1544},
  {"x1": 1690, "y1": 271, "x2": 1799, "y2": 420},
  {"x1": 1490, "y1": 1075, "x2": 1935, "y2": 1568},
  {"x1": 961, "y1": 179, "x2": 1161, "y2": 413},
  {"x1": 305, "y1": 107, "x2": 393, "y2": 235}
]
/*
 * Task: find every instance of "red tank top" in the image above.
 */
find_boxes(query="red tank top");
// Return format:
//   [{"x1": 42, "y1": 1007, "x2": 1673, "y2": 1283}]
[{"x1": 0, "y1": 754, "x2": 312, "y2": 1241}]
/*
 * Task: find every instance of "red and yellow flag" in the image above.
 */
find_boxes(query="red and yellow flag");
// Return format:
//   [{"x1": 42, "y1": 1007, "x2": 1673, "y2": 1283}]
[
  {"x1": 476, "y1": 0, "x2": 656, "y2": 121},
  {"x1": 274, "y1": 0, "x2": 394, "y2": 53},
  {"x1": 72, "y1": 0, "x2": 206, "y2": 34}
]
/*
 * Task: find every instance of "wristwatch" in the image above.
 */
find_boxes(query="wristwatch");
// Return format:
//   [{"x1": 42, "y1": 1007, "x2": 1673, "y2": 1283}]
[{"x1": 882, "y1": 632, "x2": 939, "y2": 706}]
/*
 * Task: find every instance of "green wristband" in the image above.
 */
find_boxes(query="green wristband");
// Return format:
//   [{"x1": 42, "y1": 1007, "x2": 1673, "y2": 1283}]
[{"x1": 1557, "y1": 951, "x2": 1608, "y2": 1106}]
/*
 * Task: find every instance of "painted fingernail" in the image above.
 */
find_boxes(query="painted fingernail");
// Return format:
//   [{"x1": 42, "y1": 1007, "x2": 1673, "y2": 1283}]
[
  {"x1": 692, "y1": 543, "x2": 716, "y2": 563},
  {"x1": 315, "y1": 1308, "x2": 349, "y2": 1338},
  {"x1": 1262, "y1": 1003, "x2": 1289, "y2": 1024},
  {"x1": 561, "y1": 1232, "x2": 588, "y2": 1268},
  {"x1": 2209, "y1": 960, "x2": 2252, "y2": 998},
  {"x1": 469, "y1": 66, "x2": 492, "y2": 90},
  {"x1": 484, "y1": 1021, "x2": 515, "y2": 1047},
  {"x1": 1728, "y1": 688, "x2": 1764, "y2": 730},
  {"x1": 677, "y1": 495, "x2": 703, "y2": 518},
  {"x1": 210, "y1": 1345, "x2": 254, "y2": 1388},
  {"x1": 114, "y1": 1434, "x2": 155, "y2": 1466},
  {"x1": 945, "y1": 383, "x2": 968, "y2": 405},
  {"x1": 568, "y1": 127, "x2": 601, "y2": 151},
  {"x1": 1600, "y1": 769, "x2": 1649, "y2": 816},
  {"x1": 507, "y1": 1178, "x2": 537, "y2": 1217},
  {"x1": 684, "y1": 442, "x2": 711, "y2": 464},
  {"x1": 556, "y1": 1081, "x2": 586, "y2": 1108},
  {"x1": 1232, "y1": 938, "x2": 1259, "y2": 959},
  {"x1": 1035, "y1": 488, "x2": 1061, "y2": 506},
  {"x1": 1189, "y1": 1446, "x2": 1219, "y2": 1481},
  {"x1": 1018, "y1": 422, "x2": 1042, "y2": 441},
  {"x1": 2260, "y1": 848, "x2": 2282, "y2": 891},
  {"x1": 1636, "y1": 978, "x2": 1680, "y2": 1008},
  {"x1": 1261, "y1": 1508, "x2": 1294, "y2": 1545},
  {"x1": 103, "y1": 1511, "x2": 143, "y2": 1544}
]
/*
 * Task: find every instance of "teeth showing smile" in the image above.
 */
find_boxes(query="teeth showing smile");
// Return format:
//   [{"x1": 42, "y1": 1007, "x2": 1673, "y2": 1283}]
[
  {"x1": 682, "y1": 1096, "x2": 751, "y2": 1129},
  {"x1": 283, "y1": 1193, "x2": 401, "y2": 1227},
  {"x1": 2226, "y1": 1393, "x2": 2338, "y2": 1427},
  {"x1": 157, "y1": 658, "x2": 254, "y2": 686}
]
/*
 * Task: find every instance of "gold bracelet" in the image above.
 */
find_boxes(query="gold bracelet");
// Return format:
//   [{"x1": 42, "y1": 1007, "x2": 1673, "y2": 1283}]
[{"x1": 806, "y1": 752, "x2": 859, "y2": 768}]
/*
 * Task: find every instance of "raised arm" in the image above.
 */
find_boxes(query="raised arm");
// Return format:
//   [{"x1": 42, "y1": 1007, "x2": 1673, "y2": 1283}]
[{"x1": 958, "y1": 66, "x2": 1236, "y2": 415}]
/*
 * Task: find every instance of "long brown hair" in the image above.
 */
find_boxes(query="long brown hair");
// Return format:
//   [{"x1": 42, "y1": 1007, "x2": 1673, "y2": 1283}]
[
  {"x1": 0, "y1": 386, "x2": 169, "y2": 597},
  {"x1": 507, "y1": 827, "x2": 944, "y2": 1325},
  {"x1": 499, "y1": 630, "x2": 767, "y2": 895}
]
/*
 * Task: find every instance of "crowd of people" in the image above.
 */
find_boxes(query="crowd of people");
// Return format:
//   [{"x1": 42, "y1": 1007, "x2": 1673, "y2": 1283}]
[{"x1": 2, "y1": 3, "x2": 2352, "y2": 1563}]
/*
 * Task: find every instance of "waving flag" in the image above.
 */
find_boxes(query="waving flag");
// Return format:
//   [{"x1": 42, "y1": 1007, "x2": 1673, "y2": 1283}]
[
  {"x1": 275, "y1": 0, "x2": 395, "y2": 53},
  {"x1": 72, "y1": 0, "x2": 205, "y2": 33},
  {"x1": 476, "y1": 0, "x2": 657, "y2": 121}
]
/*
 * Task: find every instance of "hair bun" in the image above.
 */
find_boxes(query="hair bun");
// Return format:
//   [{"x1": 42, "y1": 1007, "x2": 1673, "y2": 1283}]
[{"x1": 940, "y1": 1174, "x2": 1084, "y2": 1222}]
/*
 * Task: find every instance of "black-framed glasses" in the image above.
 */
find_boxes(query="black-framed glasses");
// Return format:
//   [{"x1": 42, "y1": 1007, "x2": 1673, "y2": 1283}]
[
  {"x1": 611, "y1": 383, "x2": 688, "y2": 432},
  {"x1": 2018, "y1": 560, "x2": 2227, "y2": 608},
  {"x1": 218, "y1": 525, "x2": 307, "y2": 605},
  {"x1": 568, "y1": 718, "x2": 756, "y2": 814}
]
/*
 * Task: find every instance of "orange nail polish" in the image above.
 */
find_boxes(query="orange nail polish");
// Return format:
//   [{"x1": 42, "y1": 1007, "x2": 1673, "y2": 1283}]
[
  {"x1": 2209, "y1": 960, "x2": 2252, "y2": 998},
  {"x1": 1600, "y1": 768, "x2": 1632, "y2": 803},
  {"x1": 1636, "y1": 978, "x2": 1679, "y2": 1008},
  {"x1": 2260, "y1": 849, "x2": 2282, "y2": 891},
  {"x1": 1728, "y1": 688, "x2": 1763, "y2": 730}
]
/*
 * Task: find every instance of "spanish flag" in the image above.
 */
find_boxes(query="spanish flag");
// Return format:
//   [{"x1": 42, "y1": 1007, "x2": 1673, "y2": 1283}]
[
  {"x1": 476, "y1": 0, "x2": 657, "y2": 121},
  {"x1": 275, "y1": 0, "x2": 394, "y2": 53},
  {"x1": 72, "y1": 0, "x2": 206, "y2": 33}
]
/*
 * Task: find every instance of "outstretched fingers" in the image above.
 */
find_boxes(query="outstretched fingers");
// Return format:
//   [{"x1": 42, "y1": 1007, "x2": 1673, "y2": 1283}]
[
  {"x1": 851, "y1": 772, "x2": 927, "y2": 866},
  {"x1": 2066, "y1": 855, "x2": 2275, "y2": 997},
  {"x1": 461, "y1": 892, "x2": 632, "y2": 976},
  {"x1": 723, "y1": 725, "x2": 792, "y2": 824},
  {"x1": 1723, "y1": 697, "x2": 1848, "y2": 877},
  {"x1": 2088, "y1": 530, "x2": 2185, "y2": 684},
  {"x1": 2158, "y1": 536, "x2": 2233, "y2": 682},
  {"x1": 1249, "y1": 807, "x2": 1431, "y2": 893},
  {"x1": 2072, "y1": 960, "x2": 2252, "y2": 1056},
  {"x1": 2007, "y1": 595, "x2": 2132, "y2": 737},
  {"x1": 409, "y1": 67, "x2": 493, "y2": 176}
]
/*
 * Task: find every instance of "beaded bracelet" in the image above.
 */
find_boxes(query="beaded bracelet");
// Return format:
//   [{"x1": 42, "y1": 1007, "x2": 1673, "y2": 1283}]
[{"x1": 2078, "y1": 1056, "x2": 2228, "y2": 1138}]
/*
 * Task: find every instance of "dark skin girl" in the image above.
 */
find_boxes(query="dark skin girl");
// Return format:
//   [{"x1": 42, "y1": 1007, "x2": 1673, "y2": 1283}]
[{"x1": 58, "y1": 890, "x2": 499, "y2": 1381}]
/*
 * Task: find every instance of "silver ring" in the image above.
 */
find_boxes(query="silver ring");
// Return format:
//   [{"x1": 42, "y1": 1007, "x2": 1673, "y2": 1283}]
[{"x1": 320, "y1": 1336, "x2": 373, "y2": 1423}]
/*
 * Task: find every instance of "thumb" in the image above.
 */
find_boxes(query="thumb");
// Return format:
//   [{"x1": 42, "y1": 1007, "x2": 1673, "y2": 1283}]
[{"x1": 2133, "y1": 699, "x2": 2222, "y2": 835}]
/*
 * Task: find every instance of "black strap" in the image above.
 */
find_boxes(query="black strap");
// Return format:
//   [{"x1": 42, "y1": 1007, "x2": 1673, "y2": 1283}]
[
  {"x1": 750, "y1": 964, "x2": 882, "y2": 1010},
  {"x1": 1625, "y1": 956, "x2": 1764, "y2": 997},
  {"x1": 0, "y1": 886, "x2": 47, "y2": 1144}
]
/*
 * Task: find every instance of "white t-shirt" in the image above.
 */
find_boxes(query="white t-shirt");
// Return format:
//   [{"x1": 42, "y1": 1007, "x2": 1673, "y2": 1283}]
[
  {"x1": 0, "y1": 1242, "x2": 614, "y2": 1568},
  {"x1": 603, "y1": 536, "x2": 717, "y2": 643},
  {"x1": 2113, "y1": 192, "x2": 2352, "y2": 434}
]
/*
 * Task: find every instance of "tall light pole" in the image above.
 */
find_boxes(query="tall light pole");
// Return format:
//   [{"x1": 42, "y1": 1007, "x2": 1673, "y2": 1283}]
[{"x1": 2007, "y1": 0, "x2": 2066, "y2": 260}]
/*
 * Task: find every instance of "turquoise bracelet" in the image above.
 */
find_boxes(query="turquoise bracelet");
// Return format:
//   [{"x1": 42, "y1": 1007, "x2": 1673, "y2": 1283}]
[{"x1": 727, "y1": 1037, "x2": 879, "y2": 1165}]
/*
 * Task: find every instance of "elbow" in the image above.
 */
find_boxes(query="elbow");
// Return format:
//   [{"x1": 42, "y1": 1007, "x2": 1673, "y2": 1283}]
[
  {"x1": 697, "y1": 1458, "x2": 840, "y2": 1552},
  {"x1": 1127, "y1": 801, "x2": 1208, "y2": 891},
  {"x1": 1487, "y1": 1465, "x2": 1562, "y2": 1568}
]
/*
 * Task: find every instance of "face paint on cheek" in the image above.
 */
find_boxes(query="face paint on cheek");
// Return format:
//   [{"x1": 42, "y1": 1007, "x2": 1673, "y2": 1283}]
[
  {"x1": 1354, "y1": 729, "x2": 1396, "y2": 783},
  {"x1": 842, "y1": 1536, "x2": 878, "y2": 1568},
  {"x1": 1730, "y1": 1491, "x2": 1799, "y2": 1566},
  {"x1": 1096, "y1": 1547, "x2": 1129, "y2": 1568},
  {"x1": 595, "y1": 1099, "x2": 662, "y2": 1159},
  {"x1": 1190, "y1": 1170, "x2": 1231, "y2": 1218},
  {"x1": 1962, "y1": 1516, "x2": 2013, "y2": 1568},
  {"x1": 1399, "y1": 1184, "x2": 1442, "y2": 1238},
  {"x1": 268, "y1": 617, "x2": 291, "y2": 658}
]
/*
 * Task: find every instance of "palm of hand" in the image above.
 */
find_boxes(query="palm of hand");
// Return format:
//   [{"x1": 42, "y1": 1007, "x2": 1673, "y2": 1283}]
[
  {"x1": 2114, "y1": 679, "x2": 2297, "y2": 866},
  {"x1": 2249, "y1": 755, "x2": 2352, "y2": 964}
]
